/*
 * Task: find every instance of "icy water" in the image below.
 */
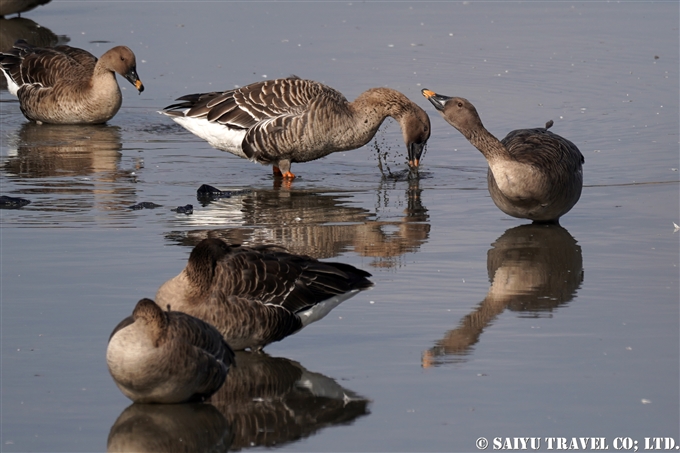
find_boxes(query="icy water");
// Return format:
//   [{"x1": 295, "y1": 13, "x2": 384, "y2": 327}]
[{"x1": 1, "y1": 2, "x2": 678, "y2": 452}]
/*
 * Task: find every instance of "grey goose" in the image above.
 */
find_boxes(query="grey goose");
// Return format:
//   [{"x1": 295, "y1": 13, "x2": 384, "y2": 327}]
[
  {"x1": 106, "y1": 298, "x2": 235, "y2": 404},
  {"x1": 161, "y1": 76, "x2": 431, "y2": 179},
  {"x1": 155, "y1": 238, "x2": 373, "y2": 351},
  {"x1": 0, "y1": 40, "x2": 144, "y2": 124},
  {"x1": 422, "y1": 89, "x2": 583, "y2": 224}
]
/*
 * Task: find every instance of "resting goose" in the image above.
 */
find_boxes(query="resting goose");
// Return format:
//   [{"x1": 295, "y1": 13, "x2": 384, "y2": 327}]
[
  {"x1": 155, "y1": 238, "x2": 373, "y2": 351},
  {"x1": 0, "y1": 40, "x2": 144, "y2": 124},
  {"x1": 161, "y1": 76, "x2": 431, "y2": 179},
  {"x1": 422, "y1": 89, "x2": 584, "y2": 224},
  {"x1": 106, "y1": 298, "x2": 235, "y2": 404}
]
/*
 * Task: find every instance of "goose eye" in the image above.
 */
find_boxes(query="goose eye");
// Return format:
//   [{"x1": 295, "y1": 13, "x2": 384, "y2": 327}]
[{"x1": 457, "y1": 102, "x2": 463, "y2": 108}]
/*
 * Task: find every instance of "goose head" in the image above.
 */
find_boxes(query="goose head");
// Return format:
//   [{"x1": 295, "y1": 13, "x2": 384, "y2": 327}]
[{"x1": 421, "y1": 90, "x2": 484, "y2": 140}]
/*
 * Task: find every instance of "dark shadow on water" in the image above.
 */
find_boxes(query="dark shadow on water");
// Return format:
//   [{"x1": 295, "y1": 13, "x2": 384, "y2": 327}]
[
  {"x1": 166, "y1": 177, "x2": 430, "y2": 269},
  {"x1": 423, "y1": 223, "x2": 584, "y2": 367},
  {"x1": 107, "y1": 351, "x2": 370, "y2": 452}
]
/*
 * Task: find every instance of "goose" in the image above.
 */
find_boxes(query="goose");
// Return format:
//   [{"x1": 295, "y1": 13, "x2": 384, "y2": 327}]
[
  {"x1": 106, "y1": 298, "x2": 235, "y2": 404},
  {"x1": 0, "y1": 0, "x2": 51, "y2": 17},
  {"x1": 422, "y1": 89, "x2": 584, "y2": 224},
  {"x1": 160, "y1": 76, "x2": 431, "y2": 179},
  {"x1": 155, "y1": 238, "x2": 373, "y2": 351},
  {"x1": 0, "y1": 40, "x2": 144, "y2": 124}
]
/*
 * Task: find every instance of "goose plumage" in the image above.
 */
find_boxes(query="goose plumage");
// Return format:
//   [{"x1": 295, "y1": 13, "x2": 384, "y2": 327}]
[
  {"x1": 422, "y1": 89, "x2": 583, "y2": 223},
  {"x1": 161, "y1": 76, "x2": 431, "y2": 179},
  {"x1": 0, "y1": 40, "x2": 144, "y2": 124},
  {"x1": 155, "y1": 238, "x2": 373, "y2": 351},
  {"x1": 106, "y1": 298, "x2": 235, "y2": 404},
  {"x1": 0, "y1": 0, "x2": 51, "y2": 17}
]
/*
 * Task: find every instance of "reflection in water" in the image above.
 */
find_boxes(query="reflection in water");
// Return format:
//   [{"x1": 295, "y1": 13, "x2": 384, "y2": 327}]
[
  {"x1": 0, "y1": 18, "x2": 67, "y2": 52},
  {"x1": 166, "y1": 178, "x2": 430, "y2": 268},
  {"x1": 107, "y1": 403, "x2": 232, "y2": 453},
  {"x1": 2, "y1": 123, "x2": 139, "y2": 214},
  {"x1": 0, "y1": 15, "x2": 68, "y2": 89},
  {"x1": 107, "y1": 352, "x2": 369, "y2": 452},
  {"x1": 423, "y1": 224, "x2": 584, "y2": 367}
]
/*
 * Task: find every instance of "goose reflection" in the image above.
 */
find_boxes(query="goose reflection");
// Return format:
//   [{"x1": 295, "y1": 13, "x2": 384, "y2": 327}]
[
  {"x1": 0, "y1": 15, "x2": 67, "y2": 89},
  {"x1": 166, "y1": 178, "x2": 429, "y2": 268},
  {"x1": 2, "y1": 123, "x2": 139, "y2": 211},
  {"x1": 107, "y1": 352, "x2": 369, "y2": 452},
  {"x1": 107, "y1": 403, "x2": 232, "y2": 453},
  {"x1": 423, "y1": 224, "x2": 583, "y2": 367}
]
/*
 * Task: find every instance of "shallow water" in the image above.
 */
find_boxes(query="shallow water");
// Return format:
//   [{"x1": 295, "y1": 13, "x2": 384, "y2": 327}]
[{"x1": 1, "y1": 2, "x2": 678, "y2": 452}]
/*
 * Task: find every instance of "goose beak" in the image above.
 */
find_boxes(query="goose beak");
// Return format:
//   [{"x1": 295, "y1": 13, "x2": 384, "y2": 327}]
[
  {"x1": 421, "y1": 89, "x2": 449, "y2": 112},
  {"x1": 124, "y1": 68, "x2": 145, "y2": 94},
  {"x1": 408, "y1": 141, "x2": 425, "y2": 168}
]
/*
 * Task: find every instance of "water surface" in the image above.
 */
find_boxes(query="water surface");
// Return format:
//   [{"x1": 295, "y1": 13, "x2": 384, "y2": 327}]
[{"x1": 1, "y1": 2, "x2": 678, "y2": 452}]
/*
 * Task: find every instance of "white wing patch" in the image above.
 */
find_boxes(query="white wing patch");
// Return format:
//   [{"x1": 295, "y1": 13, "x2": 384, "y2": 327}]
[{"x1": 168, "y1": 113, "x2": 249, "y2": 159}]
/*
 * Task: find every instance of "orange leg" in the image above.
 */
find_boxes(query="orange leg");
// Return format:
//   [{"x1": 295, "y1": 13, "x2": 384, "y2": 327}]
[{"x1": 272, "y1": 166, "x2": 283, "y2": 177}]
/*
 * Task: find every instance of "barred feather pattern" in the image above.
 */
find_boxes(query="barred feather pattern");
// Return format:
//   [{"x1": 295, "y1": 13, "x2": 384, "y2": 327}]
[
  {"x1": 155, "y1": 238, "x2": 373, "y2": 351},
  {"x1": 0, "y1": 40, "x2": 143, "y2": 124},
  {"x1": 162, "y1": 77, "x2": 431, "y2": 175}
]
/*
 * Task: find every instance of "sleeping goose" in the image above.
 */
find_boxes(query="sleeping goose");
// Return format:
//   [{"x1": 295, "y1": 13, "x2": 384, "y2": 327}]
[
  {"x1": 0, "y1": 40, "x2": 144, "y2": 124},
  {"x1": 422, "y1": 89, "x2": 583, "y2": 224},
  {"x1": 155, "y1": 238, "x2": 373, "y2": 351},
  {"x1": 161, "y1": 76, "x2": 431, "y2": 179},
  {"x1": 106, "y1": 298, "x2": 235, "y2": 404}
]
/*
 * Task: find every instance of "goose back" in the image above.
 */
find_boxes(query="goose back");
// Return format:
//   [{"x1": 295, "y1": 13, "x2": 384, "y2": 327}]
[
  {"x1": 106, "y1": 298, "x2": 234, "y2": 403},
  {"x1": 155, "y1": 238, "x2": 373, "y2": 351},
  {"x1": 0, "y1": 40, "x2": 144, "y2": 124}
]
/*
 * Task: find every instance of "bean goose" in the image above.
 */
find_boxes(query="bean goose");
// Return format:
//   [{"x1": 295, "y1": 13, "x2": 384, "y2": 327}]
[
  {"x1": 422, "y1": 89, "x2": 584, "y2": 223},
  {"x1": 155, "y1": 238, "x2": 373, "y2": 351},
  {"x1": 106, "y1": 298, "x2": 235, "y2": 404},
  {"x1": 161, "y1": 76, "x2": 431, "y2": 179},
  {"x1": 0, "y1": 40, "x2": 144, "y2": 124},
  {"x1": 0, "y1": 0, "x2": 51, "y2": 17}
]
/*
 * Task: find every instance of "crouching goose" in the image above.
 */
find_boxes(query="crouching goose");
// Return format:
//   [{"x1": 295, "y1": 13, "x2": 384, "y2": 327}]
[
  {"x1": 155, "y1": 238, "x2": 373, "y2": 351},
  {"x1": 161, "y1": 76, "x2": 431, "y2": 179},
  {"x1": 422, "y1": 89, "x2": 584, "y2": 224},
  {"x1": 106, "y1": 298, "x2": 235, "y2": 404},
  {"x1": 0, "y1": 40, "x2": 144, "y2": 124}
]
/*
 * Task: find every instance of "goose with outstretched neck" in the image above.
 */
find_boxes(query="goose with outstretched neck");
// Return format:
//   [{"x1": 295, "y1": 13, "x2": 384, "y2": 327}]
[
  {"x1": 161, "y1": 76, "x2": 431, "y2": 179},
  {"x1": 422, "y1": 89, "x2": 583, "y2": 224}
]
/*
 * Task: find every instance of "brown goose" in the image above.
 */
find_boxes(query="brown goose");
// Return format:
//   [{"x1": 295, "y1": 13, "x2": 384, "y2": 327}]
[
  {"x1": 422, "y1": 89, "x2": 584, "y2": 224},
  {"x1": 0, "y1": 0, "x2": 51, "y2": 17},
  {"x1": 161, "y1": 76, "x2": 431, "y2": 179},
  {"x1": 0, "y1": 40, "x2": 144, "y2": 124},
  {"x1": 106, "y1": 298, "x2": 235, "y2": 404},
  {"x1": 155, "y1": 238, "x2": 373, "y2": 351}
]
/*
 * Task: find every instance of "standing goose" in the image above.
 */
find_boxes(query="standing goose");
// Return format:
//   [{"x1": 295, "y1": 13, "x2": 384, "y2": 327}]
[
  {"x1": 422, "y1": 89, "x2": 584, "y2": 224},
  {"x1": 161, "y1": 76, "x2": 431, "y2": 179},
  {"x1": 106, "y1": 298, "x2": 235, "y2": 404},
  {"x1": 155, "y1": 238, "x2": 373, "y2": 351},
  {"x1": 0, "y1": 40, "x2": 144, "y2": 124}
]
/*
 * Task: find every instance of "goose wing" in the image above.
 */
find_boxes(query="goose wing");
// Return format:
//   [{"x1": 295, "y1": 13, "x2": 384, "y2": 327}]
[
  {"x1": 214, "y1": 245, "x2": 372, "y2": 314},
  {"x1": 0, "y1": 40, "x2": 94, "y2": 91},
  {"x1": 169, "y1": 310, "x2": 235, "y2": 365},
  {"x1": 502, "y1": 128, "x2": 583, "y2": 172}
]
